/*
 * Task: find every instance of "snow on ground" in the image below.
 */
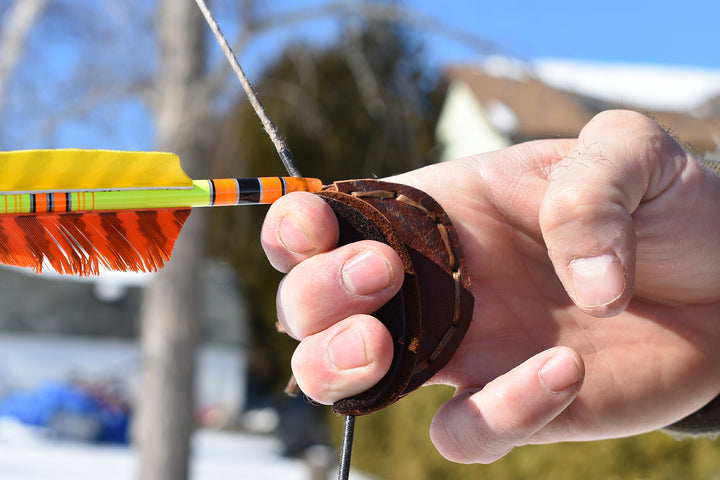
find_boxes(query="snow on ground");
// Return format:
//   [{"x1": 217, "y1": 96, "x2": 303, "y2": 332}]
[
  {"x1": 0, "y1": 332, "x2": 376, "y2": 479},
  {"x1": 0, "y1": 425, "x2": 375, "y2": 480},
  {"x1": 0, "y1": 333, "x2": 245, "y2": 426}
]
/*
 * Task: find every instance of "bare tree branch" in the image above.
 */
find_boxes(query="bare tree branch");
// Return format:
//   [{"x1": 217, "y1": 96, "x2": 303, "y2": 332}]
[
  {"x1": 343, "y1": 22, "x2": 387, "y2": 119},
  {"x1": 261, "y1": 78, "x2": 331, "y2": 136},
  {"x1": 286, "y1": 44, "x2": 321, "y2": 99},
  {"x1": 201, "y1": 0, "x2": 499, "y2": 116},
  {"x1": 0, "y1": 0, "x2": 48, "y2": 113},
  {"x1": 252, "y1": 1, "x2": 501, "y2": 54}
]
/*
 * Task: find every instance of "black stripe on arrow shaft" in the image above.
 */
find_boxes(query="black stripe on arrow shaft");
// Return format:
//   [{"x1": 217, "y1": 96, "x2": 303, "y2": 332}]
[
  {"x1": 235, "y1": 178, "x2": 262, "y2": 204},
  {"x1": 209, "y1": 179, "x2": 217, "y2": 206}
]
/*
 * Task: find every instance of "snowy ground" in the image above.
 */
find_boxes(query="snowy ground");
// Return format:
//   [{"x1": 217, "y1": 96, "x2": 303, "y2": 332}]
[
  {"x1": 0, "y1": 424, "x2": 375, "y2": 480},
  {"x1": 0, "y1": 332, "x2": 376, "y2": 479},
  {"x1": 0, "y1": 333, "x2": 245, "y2": 428}
]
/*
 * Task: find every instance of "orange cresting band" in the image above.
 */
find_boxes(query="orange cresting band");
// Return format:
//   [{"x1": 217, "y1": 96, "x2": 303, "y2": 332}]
[{"x1": 207, "y1": 177, "x2": 323, "y2": 206}]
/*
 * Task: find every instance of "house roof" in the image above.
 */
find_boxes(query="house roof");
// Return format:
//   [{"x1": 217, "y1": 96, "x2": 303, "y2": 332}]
[
  {"x1": 446, "y1": 66, "x2": 596, "y2": 141},
  {"x1": 445, "y1": 64, "x2": 720, "y2": 153}
]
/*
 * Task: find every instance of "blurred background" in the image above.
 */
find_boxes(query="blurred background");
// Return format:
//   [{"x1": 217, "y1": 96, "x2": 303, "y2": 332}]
[{"x1": 0, "y1": 0, "x2": 719, "y2": 479}]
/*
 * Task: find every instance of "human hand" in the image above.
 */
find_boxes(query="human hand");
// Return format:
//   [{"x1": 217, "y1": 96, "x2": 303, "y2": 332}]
[{"x1": 261, "y1": 110, "x2": 720, "y2": 463}]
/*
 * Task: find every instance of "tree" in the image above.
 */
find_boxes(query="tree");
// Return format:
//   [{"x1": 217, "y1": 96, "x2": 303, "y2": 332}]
[
  {"x1": 135, "y1": 2, "x2": 209, "y2": 480},
  {"x1": 0, "y1": 0, "x2": 48, "y2": 114}
]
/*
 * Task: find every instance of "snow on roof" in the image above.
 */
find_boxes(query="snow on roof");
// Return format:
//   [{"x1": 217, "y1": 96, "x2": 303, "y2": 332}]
[{"x1": 481, "y1": 56, "x2": 720, "y2": 112}]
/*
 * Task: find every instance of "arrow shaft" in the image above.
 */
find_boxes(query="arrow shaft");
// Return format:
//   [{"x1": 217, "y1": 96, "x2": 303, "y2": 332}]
[{"x1": 0, "y1": 177, "x2": 323, "y2": 214}]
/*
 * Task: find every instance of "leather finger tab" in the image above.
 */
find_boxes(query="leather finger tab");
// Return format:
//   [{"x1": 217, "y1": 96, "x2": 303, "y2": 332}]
[
  {"x1": 316, "y1": 191, "x2": 421, "y2": 415},
  {"x1": 316, "y1": 180, "x2": 474, "y2": 415}
]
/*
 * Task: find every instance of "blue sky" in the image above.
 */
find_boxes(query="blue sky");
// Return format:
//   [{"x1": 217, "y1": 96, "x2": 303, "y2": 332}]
[
  {"x1": 4, "y1": 0, "x2": 718, "y2": 151},
  {"x1": 414, "y1": 0, "x2": 718, "y2": 68},
  {"x1": 390, "y1": 0, "x2": 719, "y2": 68},
  {"x1": 234, "y1": 0, "x2": 719, "y2": 101}
]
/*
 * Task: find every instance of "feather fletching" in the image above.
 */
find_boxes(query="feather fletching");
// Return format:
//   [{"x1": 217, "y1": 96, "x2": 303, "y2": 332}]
[
  {"x1": 0, "y1": 209, "x2": 190, "y2": 275},
  {"x1": 0, "y1": 149, "x2": 321, "y2": 276},
  {"x1": 0, "y1": 149, "x2": 192, "y2": 193}
]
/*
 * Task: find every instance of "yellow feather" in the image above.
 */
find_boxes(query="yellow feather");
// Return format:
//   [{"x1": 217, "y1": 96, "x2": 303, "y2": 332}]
[{"x1": 0, "y1": 149, "x2": 193, "y2": 193}]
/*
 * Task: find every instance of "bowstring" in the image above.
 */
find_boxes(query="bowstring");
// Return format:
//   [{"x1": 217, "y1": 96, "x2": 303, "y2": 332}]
[
  {"x1": 194, "y1": 3, "x2": 357, "y2": 480},
  {"x1": 338, "y1": 414, "x2": 356, "y2": 480},
  {"x1": 194, "y1": 0, "x2": 301, "y2": 178}
]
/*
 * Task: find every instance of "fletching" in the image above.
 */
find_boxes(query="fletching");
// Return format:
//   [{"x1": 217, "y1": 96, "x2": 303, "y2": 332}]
[
  {"x1": 0, "y1": 209, "x2": 190, "y2": 276},
  {"x1": 0, "y1": 149, "x2": 322, "y2": 276},
  {"x1": 0, "y1": 149, "x2": 192, "y2": 193}
]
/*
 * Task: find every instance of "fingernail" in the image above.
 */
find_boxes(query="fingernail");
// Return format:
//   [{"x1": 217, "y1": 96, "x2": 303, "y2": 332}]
[
  {"x1": 570, "y1": 254, "x2": 625, "y2": 308},
  {"x1": 341, "y1": 249, "x2": 393, "y2": 296},
  {"x1": 328, "y1": 327, "x2": 370, "y2": 370},
  {"x1": 278, "y1": 216, "x2": 314, "y2": 254},
  {"x1": 539, "y1": 352, "x2": 580, "y2": 393}
]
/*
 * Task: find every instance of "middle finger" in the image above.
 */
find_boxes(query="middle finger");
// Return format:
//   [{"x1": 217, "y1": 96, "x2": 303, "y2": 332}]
[{"x1": 277, "y1": 240, "x2": 404, "y2": 339}]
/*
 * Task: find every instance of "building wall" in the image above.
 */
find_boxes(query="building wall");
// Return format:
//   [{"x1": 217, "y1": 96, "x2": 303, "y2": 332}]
[{"x1": 435, "y1": 81, "x2": 510, "y2": 163}]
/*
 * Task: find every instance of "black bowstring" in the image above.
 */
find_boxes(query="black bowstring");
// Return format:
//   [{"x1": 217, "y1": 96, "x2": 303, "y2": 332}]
[
  {"x1": 338, "y1": 415, "x2": 356, "y2": 480},
  {"x1": 194, "y1": 2, "x2": 355, "y2": 479}
]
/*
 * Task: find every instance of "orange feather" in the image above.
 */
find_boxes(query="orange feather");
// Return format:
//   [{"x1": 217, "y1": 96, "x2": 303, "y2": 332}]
[{"x1": 0, "y1": 208, "x2": 190, "y2": 275}]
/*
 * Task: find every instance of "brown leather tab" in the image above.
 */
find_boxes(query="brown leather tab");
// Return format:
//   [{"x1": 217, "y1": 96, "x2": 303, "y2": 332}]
[{"x1": 316, "y1": 179, "x2": 474, "y2": 416}]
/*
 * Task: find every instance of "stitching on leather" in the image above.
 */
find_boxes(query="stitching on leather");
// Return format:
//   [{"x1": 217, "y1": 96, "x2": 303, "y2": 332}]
[
  {"x1": 352, "y1": 187, "x2": 463, "y2": 373},
  {"x1": 435, "y1": 223, "x2": 456, "y2": 270},
  {"x1": 396, "y1": 194, "x2": 437, "y2": 222},
  {"x1": 351, "y1": 190, "x2": 397, "y2": 199}
]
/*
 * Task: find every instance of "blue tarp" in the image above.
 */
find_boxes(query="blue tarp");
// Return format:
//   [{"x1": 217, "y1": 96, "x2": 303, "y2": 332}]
[{"x1": 0, "y1": 380, "x2": 130, "y2": 444}]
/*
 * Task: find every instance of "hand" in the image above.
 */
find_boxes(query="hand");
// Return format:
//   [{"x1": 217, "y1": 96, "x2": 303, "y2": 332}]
[{"x1": 260, "y1": 110, "x2": 720, "y2": 463}]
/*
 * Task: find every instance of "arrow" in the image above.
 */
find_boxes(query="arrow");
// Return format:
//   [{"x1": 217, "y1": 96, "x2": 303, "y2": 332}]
[{"x1": 0, "y1": 149, "x2": 322, "y2": 275}]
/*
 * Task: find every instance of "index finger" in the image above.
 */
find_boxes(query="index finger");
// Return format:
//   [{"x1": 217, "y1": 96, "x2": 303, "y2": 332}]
[{"x1": 261, "y1": 191, "x2": 340, "y2": 272}]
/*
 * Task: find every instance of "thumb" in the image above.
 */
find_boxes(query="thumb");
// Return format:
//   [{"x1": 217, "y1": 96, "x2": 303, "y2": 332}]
[
  {"x1": 429, "y1": 347, "x2": 584, "y2": 464},
  {"x1": 539, "y1": 110, "x2": 689, "y2": 316}
]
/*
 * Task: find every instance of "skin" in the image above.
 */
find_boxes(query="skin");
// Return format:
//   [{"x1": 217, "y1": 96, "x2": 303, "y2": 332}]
[{"x1": 260, "y1": 110, "x2": 720, "y2": 464}]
